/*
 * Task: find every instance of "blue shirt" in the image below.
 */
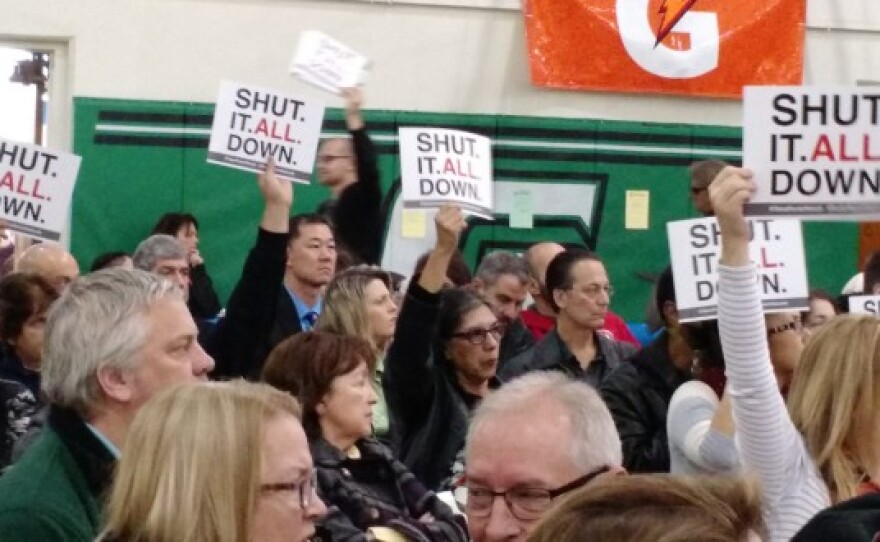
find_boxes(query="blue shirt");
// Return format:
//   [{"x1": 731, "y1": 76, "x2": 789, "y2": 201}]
[{"x1": 287, "y1": 289, "x2": 323, "y2": 331}]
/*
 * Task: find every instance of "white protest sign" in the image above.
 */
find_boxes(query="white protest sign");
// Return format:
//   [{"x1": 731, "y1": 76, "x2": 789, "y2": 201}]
[
  {"x1": 0, "y1": 138, "x2": 80, "y2": 242},
  {"x1": 290, "y1": 31, "x2": 369, "y2": 94},
  {"x1": 207, "y1": 81, "x2": 325, "y2": 183},
  {"x1": 743, "y1": 86, "x2": 880, "y2": 219},
  {"x1": 399, "y1": 127, "x2": 494, "y2": 219},
  {"x1": 847, "y1": 295, "x2": 880, "y2": 316},
  {"x1": 667, "y1": 216, "x2": 808, "y2": 322}
]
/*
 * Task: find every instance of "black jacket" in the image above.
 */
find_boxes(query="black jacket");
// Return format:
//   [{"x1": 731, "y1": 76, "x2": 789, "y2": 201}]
[
  {"x1": 498, "y1": 328, "x2": 637, "y2": 388},
  {"x1": 311, "y1": 437, "x2": 467, "y2": 542},
  {"x1": 497, "y1": 318, "x2": 535, "y2": 373},
  {"x1": 207, "y1": 228, "x2": 289, "y2": 380},
  {"x1": 187, "y1": 263, "x2": 222, "y2": 320},
  {"x1": 792, "y1": 492, "x2": 880, "y2": 542},
  {"x1": 317, "y1": 127, "x2": 383, "y2": 265},
  {"x1": 383, "y1": 283, "x2": 494, "y2": 491},
  {"x1": 599, "y1": 331, "x2": 691, "y2": 473}
]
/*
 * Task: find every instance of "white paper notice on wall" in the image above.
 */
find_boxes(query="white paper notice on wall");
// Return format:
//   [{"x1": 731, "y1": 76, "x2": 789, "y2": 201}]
[
  {"x1": 667, "y1": 216, "x2": 809, "y2": 323},
  {"x1": 743, "y1": 86, "x2": 880, "y2": 220},
  {"x1": 399, "y1": 127, "x2": 494, "y2": 219},
  {"x1": 207, "y1": 81, "x2": 325, "y2": 183},
  {"x1": 290, "y1": 31, "x2": 370, "y2": 94},
  {"x1": 0, "y1": 137, "x2": 81, "y2": 242}
]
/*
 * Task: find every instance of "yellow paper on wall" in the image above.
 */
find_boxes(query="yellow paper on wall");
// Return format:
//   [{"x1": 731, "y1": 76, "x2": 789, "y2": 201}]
[
  {"x1": 625, "y1": 190, "x2": 650, "y2": 230},
  {"x1": 401, "y1": 209, "x2": 427, "y2": 238}
]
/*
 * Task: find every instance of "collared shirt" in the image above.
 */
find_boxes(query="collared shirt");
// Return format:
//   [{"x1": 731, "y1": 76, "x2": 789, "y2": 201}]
[
  {"x1": 85, "y1": 423, "x2": 120, "y2": 459},
  {"x1": 550, "y1": 331, "x2": 611, "y2": 389},
  {"x1": 287, "y1": 289, "x2": 323, "y2": 331}
]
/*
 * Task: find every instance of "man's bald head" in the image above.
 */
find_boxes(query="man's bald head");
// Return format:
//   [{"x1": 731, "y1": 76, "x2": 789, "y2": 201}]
[
  {"x1": 525, "y1": 243, "x2": 566, "y2": 312},
  {"x1": 17, "y1": 243, "x2": 80, "y2": 294}
]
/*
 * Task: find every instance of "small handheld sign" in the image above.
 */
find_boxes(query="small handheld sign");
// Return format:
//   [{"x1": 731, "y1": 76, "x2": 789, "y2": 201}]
[
  {"x1": 208, "y1": 81, "x2": 325, "y2": 183},
  {"x1": 668, "y1": 216, "x2": 808, "y2": 322},
  {"x1": 399, "y1": 127, "x2": 493, "y2": 219},
  {"x1": 744, "y1": 85, "x2": 880, "y2": 219},
  {"x1": 847, "y1": 295, "x2": 880, "y2": 316},
  {"x1": 0, "y1": 137, "x2": 80, "y2": 242},
  {"x1": 290, "y1": 31, "x2": 369, "y2": 94}
]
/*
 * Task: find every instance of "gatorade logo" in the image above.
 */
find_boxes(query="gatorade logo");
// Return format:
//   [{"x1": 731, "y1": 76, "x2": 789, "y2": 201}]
[
  {"x1": 616, "y1": 0, "x2": 718, "y2": 78},
  {"x1": 524, "y1": 0, "x2": 805, "y2": 98}
]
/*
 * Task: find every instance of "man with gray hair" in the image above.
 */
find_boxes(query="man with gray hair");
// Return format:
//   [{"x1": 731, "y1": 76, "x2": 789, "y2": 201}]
[
  {"x1": 464, "y1": 371, "x2": 624, "y2": 542},
  {"x1": 472, "y1": 250, "x2": 534, "y2": 368},
  {"x1": 132, "y1": 234, "x2": 191, "y2": 300},
  {"x1": 0, "y1": 268, "x2": 214, "y2": 540}
]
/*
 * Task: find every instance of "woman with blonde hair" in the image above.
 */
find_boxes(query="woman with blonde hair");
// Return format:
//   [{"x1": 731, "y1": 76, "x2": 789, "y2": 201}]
[
  {"x1": 318, "y1": 266, "x2": 398, "y2": 441},
  {"x1": 709, "y1": 167, "x2": 880, "y2": 540},
  {"x1": 100, "y1": 381, "x2": 326, "y2": 542},
  {"x1": 527, "y1": 474, "x2": 764, "y2": 542}
]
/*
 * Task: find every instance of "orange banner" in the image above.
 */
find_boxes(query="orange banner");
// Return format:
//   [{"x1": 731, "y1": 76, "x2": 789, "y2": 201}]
[{"x1": 524, "y1": 0, "x2": 805, "y2": 99}]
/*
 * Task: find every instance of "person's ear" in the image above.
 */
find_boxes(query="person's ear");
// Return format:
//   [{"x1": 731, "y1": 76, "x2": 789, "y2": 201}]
[
  {"x1": 527, "y1": 276, "x2": 541, "y2": 297},
  {"x1": 96, "y1": 365, "x2": 135, "y2": 404},
  {"x1": 552, "y1": 288, "x2": 567, "y2": 312}
]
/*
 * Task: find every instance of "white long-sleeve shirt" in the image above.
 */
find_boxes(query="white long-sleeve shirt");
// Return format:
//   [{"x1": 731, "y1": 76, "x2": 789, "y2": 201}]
[
  {"x1": 667, "y1": 380, "x2": 741, "y2": 475},
  {"x1": 718, "y1": 264, "x2": 830, "y2": 541}
]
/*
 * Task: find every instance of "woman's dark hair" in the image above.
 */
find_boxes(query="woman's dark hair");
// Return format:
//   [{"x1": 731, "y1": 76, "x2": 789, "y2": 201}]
[
  {"x1": 89, "y1": 251, "x2": 130, "y2": 272},
  {"x1": 261, "y1": 331, "x2": 376, "y2": 439},
  {"x1": 0, "y1": 273, "x2": 57, "y2": 343},
  {"x1": 436, "y1": 287, "x2": 490, "y2": 344},
  {"x1": 803, "y1": 289, "x2": 841, "y2": 318},
  {"x1": 151, "y1": 212, "x2": 199, "y2": 237}
]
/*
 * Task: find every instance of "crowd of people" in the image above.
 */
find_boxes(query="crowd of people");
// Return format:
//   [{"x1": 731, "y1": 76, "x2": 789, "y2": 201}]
[{"x1": 0, "y1": 90, "x2": 878, "y2": 542}]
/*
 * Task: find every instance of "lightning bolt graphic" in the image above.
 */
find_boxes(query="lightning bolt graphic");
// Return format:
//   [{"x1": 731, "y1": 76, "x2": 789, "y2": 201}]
[{"x1": 655, "y1": 0, "x2": 699, "y2": 47}]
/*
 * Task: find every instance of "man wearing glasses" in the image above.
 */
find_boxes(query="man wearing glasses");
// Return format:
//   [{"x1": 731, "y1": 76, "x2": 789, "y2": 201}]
[
  {"x1": 499, "y1": 248, "x2": 637, "y2": 388},
  {"x1": 689, "y1": 159, "x2": 729, "y2": 217},
  {"x1": 463, "y1": 371, "x2": 624, "y2": 541}
]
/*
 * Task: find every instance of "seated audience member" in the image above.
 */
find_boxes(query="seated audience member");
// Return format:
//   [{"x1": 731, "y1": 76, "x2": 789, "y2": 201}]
[
  {"x1": 521, "y1": 242, "x2": 639, "y2": 347},
  {"x1": 315, "y1": 88, "x2": 383, "y2": 266},
  {"x1": 99, "y1": 381, "x2": 325, "y2": 542},
  {"x1": 464, "y1": 372, "x2": 624, "y2": 542},
  {"x1": 132, "y1": 234, "x2": 191, "y2": 299},
  {"x1": 527, "y1": 474, "x2": 764, "y2": 542},
  {"x1": 471, "y1": 251, "x2": 534, "y2": 367},
  {"x1": 16, "y1": 243, "x2": 80, "y2": 294},
  {"x1": 0, "y1": 269, "x2": 214, "y2": 540},
  {"x1": 1, "y1": 378, "x2": 35, "y2": 469},
  {"x1": 710, "y1": 166, "x2": 880, "y2": 539},
  {"x1": 263, "y1": 332, "x2": 468, "y2": 541},
  {"x1": 384, "y1": 206, "x2": 505, "y2": 490},
  {"x1": 412, "y1": 247, "x2": 472, "y2": 288},
  {"x1": 600, "y1": 266, "x2": 692, "y2": 473},
  {"x1": 793, "y1": 492, "x2": 880, "y2": 542},
  {"x1": 318, "y1": 266, "x2": 398, "y2": 442},
  {"x1": 89, "y1": 251, "x2": 133, "y2": 272},
  {"x1": 151, "y1": 212, "x2": 222, "y2": 319},
  {"x1": 0, "y1": 273, "x2": 58, "y2": 399},
  {"x1": 500, "y1": 249, "x2": 637, "y2": 388},
  {"x1": 802, "y1": 289, "x2": 839, "y2": 335}
]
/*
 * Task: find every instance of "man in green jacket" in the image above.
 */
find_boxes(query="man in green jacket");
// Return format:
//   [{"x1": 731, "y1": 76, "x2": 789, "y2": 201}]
[{"x1": 0, "y1": 268, "x2": 214, "y2": 540}]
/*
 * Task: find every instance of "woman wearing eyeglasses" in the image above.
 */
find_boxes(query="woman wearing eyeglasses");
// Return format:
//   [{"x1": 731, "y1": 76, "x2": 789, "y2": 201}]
[
  {"x1": 262, "y1": 331, "x2": 468, "y2": 542},
  {"x1": 381, "y1": 205, "x2": 510, "y2": 491},
  {"x1": 99, "y1": 381, "x2": 326, "y2": 542}
]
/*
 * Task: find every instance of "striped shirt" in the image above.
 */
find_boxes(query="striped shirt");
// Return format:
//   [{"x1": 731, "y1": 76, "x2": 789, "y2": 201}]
[{"x1": 718, "y1": 264, "x2": 830, "y2": 541}]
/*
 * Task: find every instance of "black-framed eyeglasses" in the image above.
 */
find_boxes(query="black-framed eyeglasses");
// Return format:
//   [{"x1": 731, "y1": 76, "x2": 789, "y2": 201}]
[
  {"x1": 260, "y1": 468, "x2": 318, "y2": 509},
  {"x1": 464, "y1": 465, "x2": 611, "y2": 521},
  {"x1": 451, "y1": 322, "x2": 506, "y2": 345}
]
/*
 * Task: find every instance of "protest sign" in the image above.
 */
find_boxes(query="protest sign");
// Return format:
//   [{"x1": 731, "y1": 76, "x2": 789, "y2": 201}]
[
  {"x1": 399, "y1": 127, "x2": 493, "y2": 218},
  {"x1": 0, "y1": 138, "x2": 80, "y2": 242},
  {"x1": 847, "y1": 295, "x2": 880, "y2": 316},
  {"x1": 290, "y1": 31, "x2": 369, "y2": 94},
  {"x1": 744, "y1": 86, "x2": 880, "y2": 219},
  {"x1": 667, "y1": 216, "x2": 808, "y2": 322},
  {"x1": 208, "y1": 81, "x2": 325, "y2": 183}
]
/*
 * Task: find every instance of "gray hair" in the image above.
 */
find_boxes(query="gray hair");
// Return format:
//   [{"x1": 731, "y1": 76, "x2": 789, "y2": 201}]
[
  {"x1": 466, "y1": 372, "x2": 622, "y2": 471},
  {"x1": 41, "y1": 268, "x2": 182, "y2": 415},
  {"x1": 132, "y1": 234, "x2": 187, "y2": 272},
  {"x1": 475, "y1": 251, "x2": 530, "y2": 286}
]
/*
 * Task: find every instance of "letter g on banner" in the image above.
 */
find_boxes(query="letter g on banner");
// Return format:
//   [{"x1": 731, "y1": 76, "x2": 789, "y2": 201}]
[{"x1": 616, "y1": 0, "x2": 719, "y2": 79}]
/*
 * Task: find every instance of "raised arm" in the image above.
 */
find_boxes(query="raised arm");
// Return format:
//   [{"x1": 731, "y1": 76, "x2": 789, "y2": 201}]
[
  {"x1": 710, "y1": 167, "x2": 804, "y2": 502},
  {"x1": 383, "y1": 206, "x2": 466, "y2": 422},
  {"x1": 208, "y1": 160, "x2": 292, "y2": 379}
]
